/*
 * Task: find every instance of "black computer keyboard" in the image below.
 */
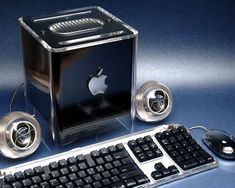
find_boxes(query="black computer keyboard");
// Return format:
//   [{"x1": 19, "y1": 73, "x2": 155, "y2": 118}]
[{"x1": 0, "y1": 124, "x2": 218, "y2": 188}]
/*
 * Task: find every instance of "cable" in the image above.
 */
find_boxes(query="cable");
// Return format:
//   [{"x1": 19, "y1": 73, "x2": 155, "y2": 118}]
[
  {"x1": 189, "y1": 125, "x2": 208, "y2": 132},
  {"x1": 9, "y1": 83, "x2": 24, "y2": 112}
]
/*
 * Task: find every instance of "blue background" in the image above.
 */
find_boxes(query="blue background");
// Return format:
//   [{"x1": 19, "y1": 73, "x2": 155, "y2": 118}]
[{"x1": 0, "y1": 0, "x2": 235, "y2": 187}]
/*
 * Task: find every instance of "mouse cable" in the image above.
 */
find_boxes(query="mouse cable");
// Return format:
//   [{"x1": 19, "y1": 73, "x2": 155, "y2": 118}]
[{"x1": 189, "y1": 125, "x2": 208, "y2": 132}]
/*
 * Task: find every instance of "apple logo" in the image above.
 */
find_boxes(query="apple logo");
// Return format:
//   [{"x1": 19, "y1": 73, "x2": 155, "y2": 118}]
[{"x1": 88, "y1": 68, "x2": 108, "y2": 96}]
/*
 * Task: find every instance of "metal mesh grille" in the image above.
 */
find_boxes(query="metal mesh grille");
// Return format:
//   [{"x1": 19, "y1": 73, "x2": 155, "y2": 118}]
[{"x1": 49, "y1": 18, "x2": 104, "y2": 35}]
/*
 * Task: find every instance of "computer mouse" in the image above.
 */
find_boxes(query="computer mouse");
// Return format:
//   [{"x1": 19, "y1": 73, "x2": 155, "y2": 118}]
[{"x1": 203, "y1": 129, "x2": 235, "y2": 160}]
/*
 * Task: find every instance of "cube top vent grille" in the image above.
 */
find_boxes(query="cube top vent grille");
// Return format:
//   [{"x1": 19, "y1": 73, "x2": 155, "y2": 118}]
[{"x1": 49, "y1": 18, "x2": 104, "y2": 35}]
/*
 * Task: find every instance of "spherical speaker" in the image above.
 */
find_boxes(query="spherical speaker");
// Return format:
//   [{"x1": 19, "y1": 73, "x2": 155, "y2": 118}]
[
  {"x1": 135, "y1": 81, "x2": 173, "y2": 122},
  {"x1": 0, "y1": 112, "x2": 41, "y2": 159}
]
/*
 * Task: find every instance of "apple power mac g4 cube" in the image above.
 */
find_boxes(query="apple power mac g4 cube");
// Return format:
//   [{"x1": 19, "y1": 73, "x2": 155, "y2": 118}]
[{"x1": 19, "y1": 6, "x2": 138, "y2": 145}]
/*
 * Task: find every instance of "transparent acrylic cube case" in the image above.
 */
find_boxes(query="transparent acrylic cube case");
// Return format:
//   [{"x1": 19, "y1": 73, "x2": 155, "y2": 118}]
[{"x1": 19, "y1": 6, "x2": 138, "y2": 145}]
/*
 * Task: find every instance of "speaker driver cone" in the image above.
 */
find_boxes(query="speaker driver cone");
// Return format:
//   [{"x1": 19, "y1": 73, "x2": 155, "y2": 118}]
[
  {"x1": 135, "y1": 81, "x2": 173, "y2": 122},
  {"x1": 0, "y1": 112, "x2": 41, "y2": 159}
]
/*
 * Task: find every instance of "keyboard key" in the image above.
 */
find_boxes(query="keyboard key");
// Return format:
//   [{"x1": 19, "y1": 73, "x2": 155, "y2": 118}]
[
  {"x1": 49, "y1": 162, "x2": 58, "y2": 170},
  {"x1": 67, "y1": 157, "x2": 76, "y2": 165},
  {"x1": 124, "y1": 178, "x2": 136, "y2": 187},
  {"x1": 151, "y1": 171, "x2": 162, "y2": 180},
  {"x1": 4, "y1": 174, "x2": 15, "y2": 183},
  {"x1": 122, "y1": 157, "x2": 133, "y2": 165},
  {"x1": 175, "y1": 156, "x2": 184, "y2": 163},
  {"x1": 146, "y1": 151, "x2": 155, "y2": 159},
  {"x1": 154, "y1": 162, "x2": 165, "y2": 170},
  {"x1": 76, "y1": 154, "x2": 85, "y2": 162},
  {"x1": 24, "y1": 169, "x2": 34, "y2": 177},
  {"x1": 12, "y1": 181, "x2": 22, "y2": 188},
  {"x1": 104, "y1": 155, "x2": 113, "y2": 162},
  {"x1": 162, "y1": 168, "x2": 171, "y2": 177},
  {"x1": 135, "y1": 174, "x2": 150, "y2": 184},
  {"x1": 173, "y1": 143, "x2": 182, "y2": 149},
  {"x1": 69, "y1": 165, "x2": 78, "y2": 172},
  {"x1": 181, "y1": 159, "x2": 198, "y2": 170},
  {"x1": 99, "y1": 148, "x2": 108, "y2": 155},
  {"x1": 68, "y1": 173, "x2": 77, "y2": 181},
  {"x1": 199, "y1": 150, "x2": 214, "y2": 162},
  {"x1": 87, "y1": 168, "x2": 96, "y2": 175},
  {"x1": 41, "y1": 174, "x2": 50, "y2": 181},
  {"x1": 96, "y1": 157, "x2": 105, "y2": 165},
  {"x1": 161, "y1": 139, "x2": 170, "y2": 145},
  {"x1": 113, "y1": 151, "x2": 129, "y2": 160},
  {"x1": 32, "y1": 176, "x2": 42, "y2": 184},
  {"x1": 84, "y1": 176, "x2": 93, "y2": 184},
  {"x1": 119, "y1": 164, "x2": 136, "y2": 173},
  {"x1": 120, "y1": 170, "x2": 141, "y2": 179},
  {"x1": 181, "y1": 140, "x2": 189, "y2": 147},
  {"x1": 108, "y1": 145, "x2": 117, "y2": 153},
  {"x1": 165, "y1": 145, "x2": 174, "y2": 152},
  {"x1": 65, "y1": 182, "x2": 74, "y2": 188},
  {"x1": 58, "y1": 159, "x2": 68, "y2": 167},
  {"x1": 136, "y1": 137, "x2": 145, "y2": 144},
  {"x1": 111, "y1": 182, "x2": 125, "y2": 188},
  {"x1": 133, "y1": 146, "x2": 142, "y2": 154},
  {"x1": 102, "y1": 171, "x2": 111, "y2": 178},
  {"x1": 59, "y1": 176, "x2": 68, "y2": 184},
  {"x1": 78, "y1": 162, "x2": 87, "y2": 170},
  {"x1": 116, "y1": 143, "x2": 125, "y2": 151},
  {"x1": 102, "y1": 178, "x2": 111, "y2": 185},
  {"x1": 85, "y1": 155, "x2": 96, "y2": 167},
  {"x1": 33, "y1": 166, "x2": 44, "y2": 174},
  {"x1": 168, "y1": 165, "x2": 179, "y2": 175},
  {"x1": 128, "y1": 140, "x2": 137, "y2": 147},
  {"x1": 40, "y1": 182, "x2": 49, "y2": 188},
  {"x1": 93, "y1": 181, "x2": 102, "y2": 188},
  {"x1": 74, "y1": 179, "x2": 84, "y2": 186},
  {"x1": 111, "y1": 175, "x2": 120, "y2": 183},
  {"x1": 137, "y1": 153, "x2": 146, "y2": 162},
  {"x1": 93, "y1": 174, "x2": 102, "y2": 181},
  {"x1": 111, "y1": 168, "x2": 119, "y2": 175},
  {"x1": 60, "y1": 167, "x2": 69, "y2": 175},
  {"x1": 144, "y1": 135, "x2": 153, "y2": 142},
  {"x1": 176, "y1": 134, "x2": 184, "y2": 141},
  {"x1": 91, "y1": 150, "x2": 100, "y2": 158},
  {"x1": 51, "y1": 170, "x2": 60, "y2": 178},
  {"x1": 49, "y1": 179, "x2": 59, "y2": 186},
  {"x1": 22, "y1": 178, "x2": 32, "y2": 186},
  {"x1": 113, "y1": 160, "x2": 122, "y2": 167},
  {"x1": 14, "y1": 171, "x2": 24, "y2": 180},
  {"x1": 96, "y1": 165, "x2": 104, "y2": 173},
  {"x1": 77, "y1": 171, "x2": 86, "y2": 178},
  {"x1": 197, "y1": 156, "x2": 206, "y2": 164},
  {"x1": 169, "y1": 136, "x2": 177, "y2": 144},
  {"x1": 104, "y1": 162, "x2": 113, "y2": 170}
]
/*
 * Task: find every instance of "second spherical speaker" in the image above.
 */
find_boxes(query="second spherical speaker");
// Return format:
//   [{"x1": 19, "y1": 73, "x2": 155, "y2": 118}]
[{"x1": 135, "y1": 81, "x2": 173, "y2": 122}]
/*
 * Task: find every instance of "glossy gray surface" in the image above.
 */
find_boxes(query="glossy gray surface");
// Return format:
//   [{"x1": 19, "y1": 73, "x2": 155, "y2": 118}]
[{"x1": 0, "y1": 0, "x2": 235, "y2": 187}]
